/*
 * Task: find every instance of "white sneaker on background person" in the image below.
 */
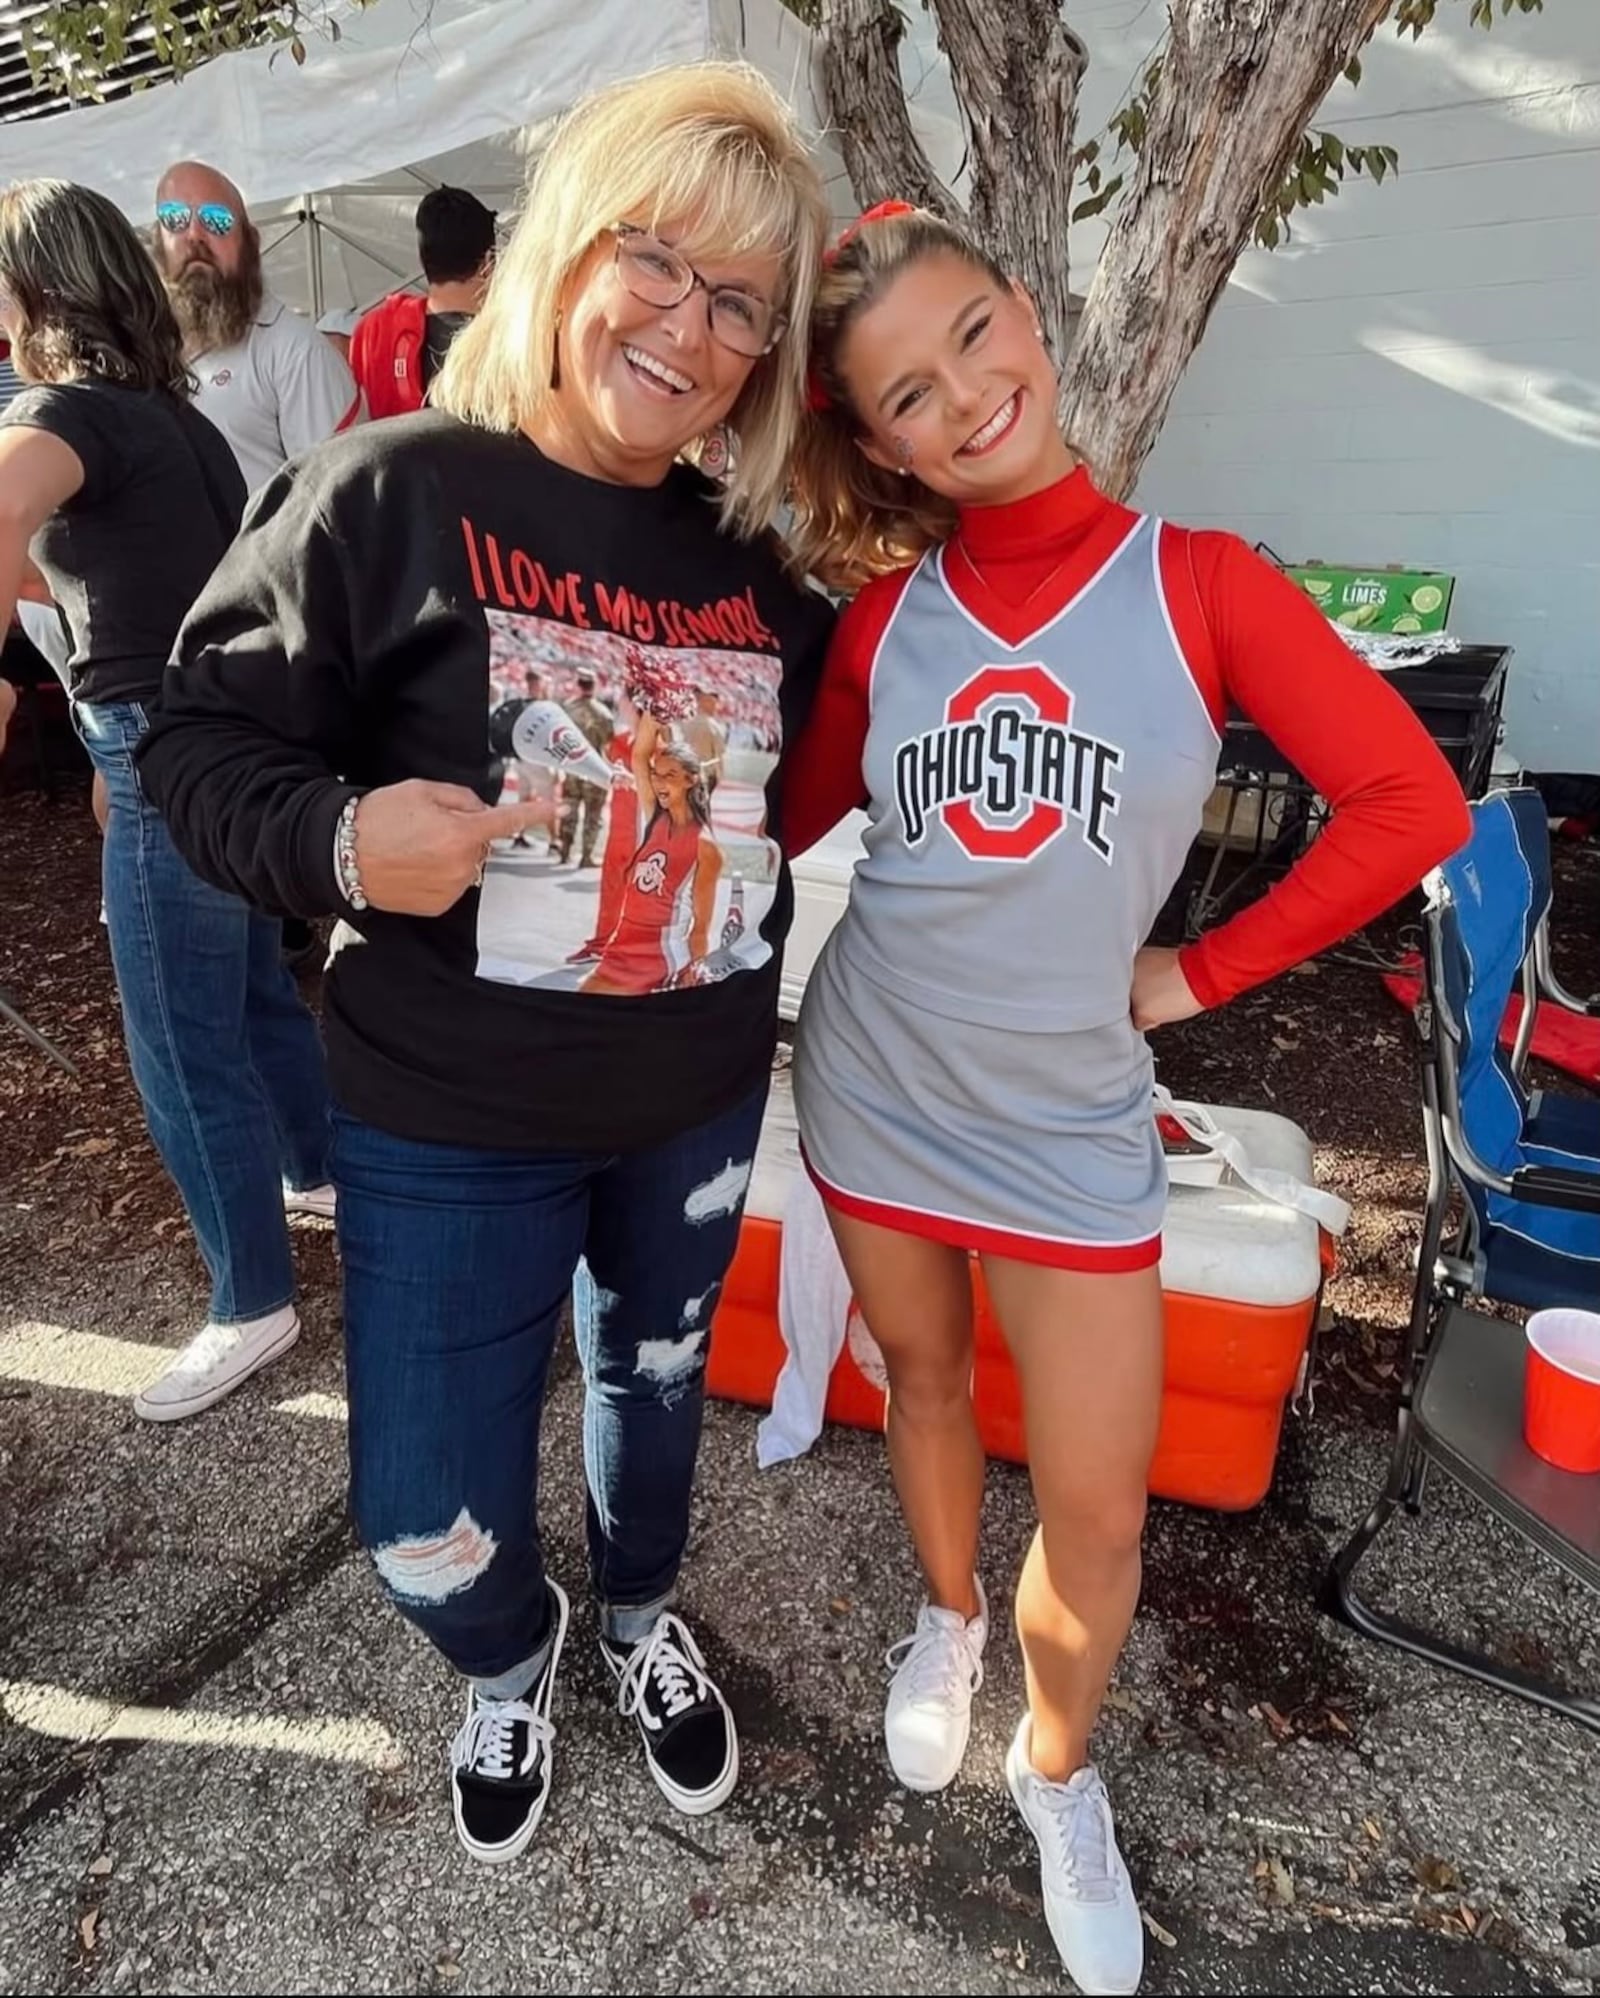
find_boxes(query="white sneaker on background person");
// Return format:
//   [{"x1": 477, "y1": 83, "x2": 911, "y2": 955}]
[
  {"x1": 283, "y1": 1182, "x2": 337, "y2": 1221},
  {"x1": 1006, "y1": 1715, "x2": 1144, "y2": 1996},
  {"x1": 131, "y1": 1305, "x2": 300, "y2": 1423},
  {"x1": 883, "y1": 1576, "x2": 989, "y2": 1790}
]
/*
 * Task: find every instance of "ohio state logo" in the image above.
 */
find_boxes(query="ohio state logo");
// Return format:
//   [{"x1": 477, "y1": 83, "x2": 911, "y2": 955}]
[
  {"x1": 894, "y1": 663, "x2": 1123, "y2": 863},
  {"x1": 632, "y1": 851, "x2": 669, "y2": 895}
]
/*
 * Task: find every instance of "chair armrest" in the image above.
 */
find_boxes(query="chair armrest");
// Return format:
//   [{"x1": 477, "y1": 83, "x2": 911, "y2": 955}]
[
  {"x1": 1539, "y1": 977, "x2": 1600, "y2": 1019},
  {"x1": 1535, "y1": 930, "x2": 1600, "y2": 1017},
  {"x1": 1442, "y1": 1113, "x2": 1600, "y2": 1214},
  {"x1": 1507, "y1": 1165, "x2": 1600, "y2": 1215}
]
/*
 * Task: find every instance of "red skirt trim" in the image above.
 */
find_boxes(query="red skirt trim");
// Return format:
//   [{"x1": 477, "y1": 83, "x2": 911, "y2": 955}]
[{"x1": 804, "y1": 1153, "x2": 1163, "y2": 1274}]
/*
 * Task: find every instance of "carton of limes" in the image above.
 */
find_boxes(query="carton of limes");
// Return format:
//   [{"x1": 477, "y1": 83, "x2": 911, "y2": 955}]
[{"x1": 1282, "y1": 563, "x2": 1454, "y2": 635}]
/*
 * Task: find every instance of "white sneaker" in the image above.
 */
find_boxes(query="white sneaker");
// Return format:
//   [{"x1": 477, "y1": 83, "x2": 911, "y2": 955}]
[
  {"x1": 132, "y1": 1306, "x2": 301, "y2": 1423},
  {"x1": 883, "y1": 1578, "x2": 988, "y2": 1791},
  {"x1": 283, "y1": 1182, "x2": 336, "y2": 1221},
  {"x1": 1006, "y1": 1717, "x2": 1144, "y2": 1996}
]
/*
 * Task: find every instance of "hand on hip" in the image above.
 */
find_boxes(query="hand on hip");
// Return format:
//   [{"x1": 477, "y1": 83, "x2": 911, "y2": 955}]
[{"x1": 1130, "y1": 946, "x2": 1203, "y2": 1032}]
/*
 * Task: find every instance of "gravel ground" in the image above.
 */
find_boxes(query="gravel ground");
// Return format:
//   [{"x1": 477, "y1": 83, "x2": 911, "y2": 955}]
[{"x1": 1, "y1": 776, "x2": 1597, "y2": 1996}]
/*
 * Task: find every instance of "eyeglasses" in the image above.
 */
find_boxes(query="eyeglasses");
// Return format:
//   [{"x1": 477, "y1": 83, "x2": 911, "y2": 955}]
[
  {"x1": 156, "y1": 201, "x2": 237, "y2": 239},
  {"x1": 609, "y1": 224, "x2": 785, "y2": 359}
]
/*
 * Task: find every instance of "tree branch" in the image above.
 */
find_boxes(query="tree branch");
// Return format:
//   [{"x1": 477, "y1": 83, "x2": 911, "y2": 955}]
[
  {"x1": 931, "y1": 0, "x2": 1087, "y2": 367},
  {"x1": 817, "y1": 0, "x2": 962, "y2": 222},
  {"x1": 1063, "y1": 0, "x2": 1393, "y2": 495}
]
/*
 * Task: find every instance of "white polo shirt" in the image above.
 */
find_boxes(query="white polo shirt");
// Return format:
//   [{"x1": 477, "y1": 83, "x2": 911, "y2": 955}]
[{"x1": 190, "y1": 292, "x2": 365, "y2": 494}]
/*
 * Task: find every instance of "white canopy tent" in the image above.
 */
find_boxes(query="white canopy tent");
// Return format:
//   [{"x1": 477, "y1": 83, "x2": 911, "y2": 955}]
[{"x1": 0, "y1": 0, "x2": 851, "y2": 319}]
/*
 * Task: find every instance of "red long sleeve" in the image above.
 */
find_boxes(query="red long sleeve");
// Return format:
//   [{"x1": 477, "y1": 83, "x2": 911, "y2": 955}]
[
  {"x1": 1170, "y1": 532, "x2": 1472, "y2": 1007},
  {"x1": 780, "y1": 569, "x2": 911, "y2": 857}
]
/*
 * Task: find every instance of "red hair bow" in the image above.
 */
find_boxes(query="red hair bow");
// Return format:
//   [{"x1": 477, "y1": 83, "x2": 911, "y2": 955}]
[
  {"x1": 822, "y1": 197, "x2": 918, "y2": 269},
  {"x1": 807, "y1": 199, "x2": 919, "y2": 413}
]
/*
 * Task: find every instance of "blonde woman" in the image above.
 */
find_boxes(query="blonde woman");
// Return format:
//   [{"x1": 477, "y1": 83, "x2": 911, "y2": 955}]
[{"x1": 139, "y1": 65, "x2": 834, "y2": 1863}]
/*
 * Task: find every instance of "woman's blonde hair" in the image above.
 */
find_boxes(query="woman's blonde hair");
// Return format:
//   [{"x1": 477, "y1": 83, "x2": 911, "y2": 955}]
[
  {"x1": 788, "y1": 208, "x2": 1025, "y2": 594},
  {"x1": 434, "y1": 61, "x2": 828, "y2": 541}
]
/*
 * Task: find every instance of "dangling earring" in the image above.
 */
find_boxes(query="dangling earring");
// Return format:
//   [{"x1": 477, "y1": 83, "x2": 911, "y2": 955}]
[
  {"x1": 550, "y1": 310, "x2": 564, "y2": 391},
  {"x1": 699, "y1": 422, "x2": 734, "y2": 480}
]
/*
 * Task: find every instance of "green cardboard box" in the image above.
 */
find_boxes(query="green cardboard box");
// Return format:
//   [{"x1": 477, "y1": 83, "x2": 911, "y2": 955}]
[{"x1": 1283, "y1": 563, "x2": 1455, "y2": 635}]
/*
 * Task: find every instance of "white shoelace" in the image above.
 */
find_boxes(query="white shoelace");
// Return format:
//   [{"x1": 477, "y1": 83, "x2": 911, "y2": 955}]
[
  {"x1": 453, "y1": 1697, "x2": 550, "y2": 1783},
  {"x1": 885, "y1": 1606, "x2": 985, "y2": 1704},
  {"x1": 1031, "y1": 1769, "x2": 1122, "y2": 1904},
  {"x1": 169, "y1": 1323, "x2": 245, "y2": 1376},
  {"x1": 614, "y1": 1613, "x2": 712, "y2": 1731},
  {"x1": 452, "y1": 1585, "x2": 569, "y2": 1781}
]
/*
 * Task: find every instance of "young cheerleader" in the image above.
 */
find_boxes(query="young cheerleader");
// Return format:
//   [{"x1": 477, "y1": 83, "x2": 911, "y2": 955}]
[{"x1": 782, "y1": 204, "x2": 1470, "y2": 1995}]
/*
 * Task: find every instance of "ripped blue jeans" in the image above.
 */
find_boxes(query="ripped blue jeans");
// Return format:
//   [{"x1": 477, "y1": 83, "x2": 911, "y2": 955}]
[{"x1": 331, "y1": 1085, "x2": 766, "y2": 1699}]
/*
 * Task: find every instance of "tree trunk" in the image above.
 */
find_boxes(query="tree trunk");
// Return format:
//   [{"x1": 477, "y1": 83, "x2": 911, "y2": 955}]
[
  {"x1": 818, "y1": 0, "x2": 1086, "y2": 377},
  {"x1": 929, "y1": 0, "x2": 1087, "y2": 391},
  {"x1": 1063, "y1": 0, "x2": 1391, "y2": 496},
  {"x1": 817, "y1": 0, "x2": 962, "y2": 223}
]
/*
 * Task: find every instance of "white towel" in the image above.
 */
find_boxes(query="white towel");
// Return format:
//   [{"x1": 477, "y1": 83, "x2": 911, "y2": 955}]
[{"x1": 757, "y1": 1167, "x2": 855, "y2": 1467}]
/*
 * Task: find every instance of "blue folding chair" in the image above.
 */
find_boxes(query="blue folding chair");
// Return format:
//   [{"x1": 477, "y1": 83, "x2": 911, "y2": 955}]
[{"x1": 1326, "y1": 787, "x2": 1600, "y2": 1729}]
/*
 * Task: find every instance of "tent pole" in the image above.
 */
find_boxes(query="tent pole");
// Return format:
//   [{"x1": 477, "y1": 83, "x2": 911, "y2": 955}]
[{"x1": 301, "y1": 193, "x2": 324, "y2": 319}]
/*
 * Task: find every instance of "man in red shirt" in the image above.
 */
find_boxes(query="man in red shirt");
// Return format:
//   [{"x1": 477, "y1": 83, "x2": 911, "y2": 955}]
[{"x1": 349, "y1": 187, "x2": 497, "y2": 420}]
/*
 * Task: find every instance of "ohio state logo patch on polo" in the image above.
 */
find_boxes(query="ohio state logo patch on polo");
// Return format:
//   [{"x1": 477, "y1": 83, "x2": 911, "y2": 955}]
[{"x1": 893, "y1": 663, "x2": 1124, "y2": 863}]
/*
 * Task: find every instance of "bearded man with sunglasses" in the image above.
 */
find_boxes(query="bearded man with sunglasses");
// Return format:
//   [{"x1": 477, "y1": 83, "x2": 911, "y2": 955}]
[{"x1": 152, "y1": 161, "x2": 365, "y2": 496}]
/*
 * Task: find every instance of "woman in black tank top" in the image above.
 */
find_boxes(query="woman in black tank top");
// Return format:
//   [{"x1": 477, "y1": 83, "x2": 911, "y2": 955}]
[{"x1": 0, "y1": 178, "x2": 333, "y2": 1428}]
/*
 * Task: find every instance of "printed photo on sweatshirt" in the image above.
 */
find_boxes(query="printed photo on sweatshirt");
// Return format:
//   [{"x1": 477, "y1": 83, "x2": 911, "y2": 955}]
[{"x1": 475, "y1": 609, "x2": 783, "y2": 994}]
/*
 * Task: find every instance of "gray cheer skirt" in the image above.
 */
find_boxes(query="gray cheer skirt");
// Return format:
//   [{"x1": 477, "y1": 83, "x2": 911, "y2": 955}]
[{"x1": 793, "y1": 932, "x2": 1165, "y2": 1270}]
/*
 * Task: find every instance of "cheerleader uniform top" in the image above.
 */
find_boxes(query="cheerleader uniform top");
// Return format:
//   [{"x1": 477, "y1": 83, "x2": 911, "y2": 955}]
[
  {"x1": 783, "y1": 468, "x2": 1472, "y2": 1268},
  {"x1": 591, "y1": 810, "x2": 713, "y2": 994},
  {"x1": 783, "y1": 467, "x2": 1472, "y2": 1021}
]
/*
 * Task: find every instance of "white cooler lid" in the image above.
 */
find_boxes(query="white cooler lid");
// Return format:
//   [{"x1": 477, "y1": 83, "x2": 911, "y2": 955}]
[{"x1": 1162, "y1": 1104, "x2": 1325, "y2": 1307}]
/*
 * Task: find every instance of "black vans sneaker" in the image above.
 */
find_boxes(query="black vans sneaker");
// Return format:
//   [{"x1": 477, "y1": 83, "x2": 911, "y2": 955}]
[
  {"x1": 448, "y1": 1579, "x2": 569, "y2": 1863},
  {"x1": 599, "y1": 1610, "x2": 739, "y2": 1816}
]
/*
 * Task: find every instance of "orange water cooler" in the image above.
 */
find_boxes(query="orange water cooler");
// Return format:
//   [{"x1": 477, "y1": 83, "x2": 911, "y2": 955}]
[{"x1": 706, "y1": 1070, "x2": 1334, "y2": 1511}]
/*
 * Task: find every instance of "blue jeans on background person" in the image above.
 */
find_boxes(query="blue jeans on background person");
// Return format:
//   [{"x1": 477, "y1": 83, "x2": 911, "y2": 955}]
[
  {"x1": 75, "y1": 699, "x2": 331, "y2": 1324},
  {"x1": 332, "y1": 1083, "x2": 767, "y2": 1700}
]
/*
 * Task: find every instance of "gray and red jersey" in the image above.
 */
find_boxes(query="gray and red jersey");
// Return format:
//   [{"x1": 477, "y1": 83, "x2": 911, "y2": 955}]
[
  {"x1": 784, "y1": 470, "x2": 1471, "y2": 1014},
  {"x1": 841, "y1": 510, "x2": 1217, "y2": 1032}
]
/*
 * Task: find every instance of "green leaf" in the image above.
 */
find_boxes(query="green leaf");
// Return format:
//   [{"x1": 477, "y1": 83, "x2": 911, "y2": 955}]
[
  {"x1": 1071, "y1": 174, "x2": 1124, "y2": 224},
  {"x1": 1323, "y1": 132, "x2": 1344, "y2": 171}
]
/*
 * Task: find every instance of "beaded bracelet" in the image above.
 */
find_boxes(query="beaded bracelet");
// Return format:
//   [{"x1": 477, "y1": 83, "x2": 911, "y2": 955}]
[{"x1": 334, "y1": 794, "x2": 369, "y2": 912}]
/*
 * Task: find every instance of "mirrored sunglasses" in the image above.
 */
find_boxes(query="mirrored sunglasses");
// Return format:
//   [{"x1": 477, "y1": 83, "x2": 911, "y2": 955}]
[{"x1": 156, "y1": 201, "x2": 237, "y2": 239}]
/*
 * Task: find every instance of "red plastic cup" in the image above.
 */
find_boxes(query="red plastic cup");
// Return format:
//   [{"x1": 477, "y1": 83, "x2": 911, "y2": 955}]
[{"x1": 1523, "y1": 1309, "x2": 1600, "y2": 1474}]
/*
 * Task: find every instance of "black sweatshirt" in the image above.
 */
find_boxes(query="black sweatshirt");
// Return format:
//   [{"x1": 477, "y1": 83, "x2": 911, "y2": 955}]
[{"x1": 137, "y1": 412, "x2": 835, "y2": 1152}]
